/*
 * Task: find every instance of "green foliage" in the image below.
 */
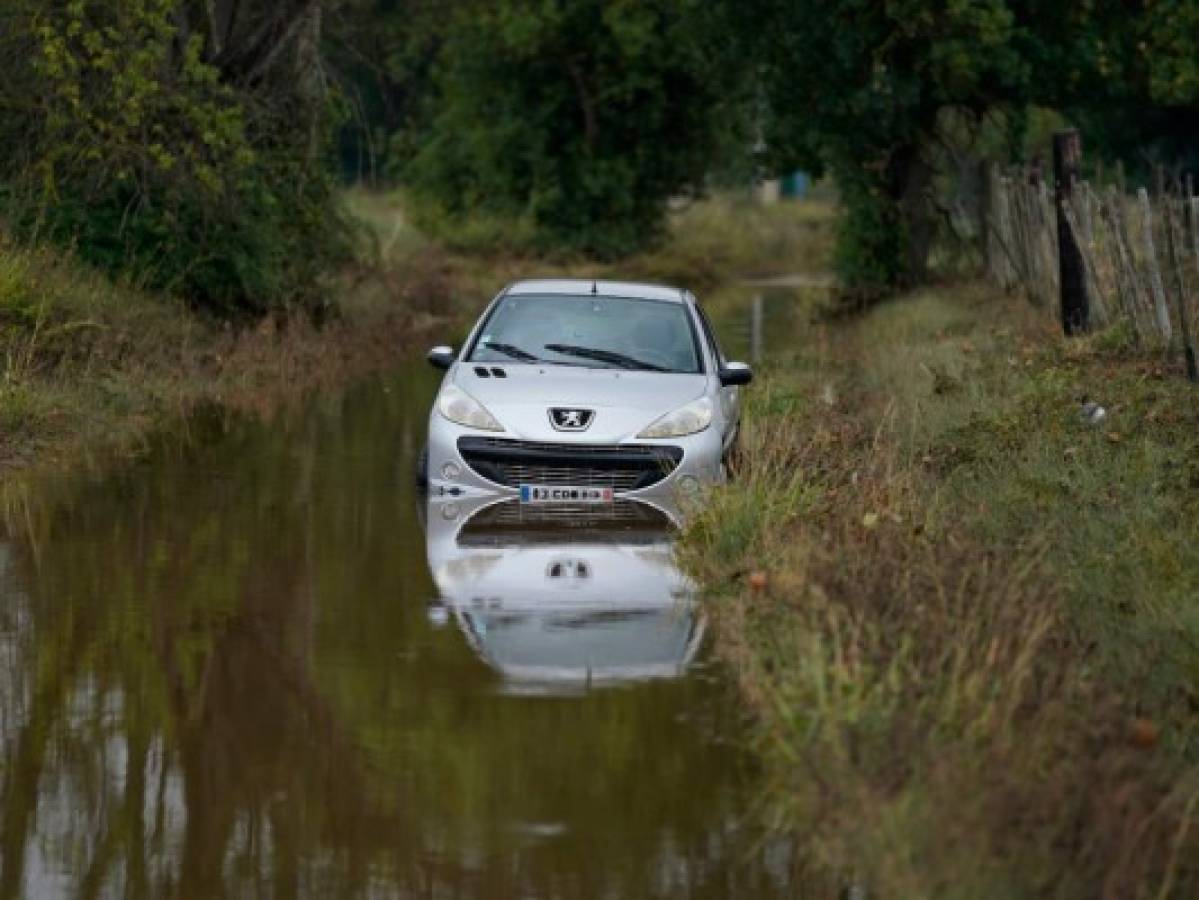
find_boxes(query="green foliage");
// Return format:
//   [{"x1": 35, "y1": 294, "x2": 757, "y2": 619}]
[
  {"x1": 326, "y1": 0, "x2": 451, "y2": 181},
  {"x1": 832, "y1": 174, "x2": 909, "y2": 302},
  {"x1": 1144, "y1": 1, "x2": 1199, "y2": 106},
  {"x1": 744, "y1": 0, "x2": 1032, "y2": 299},
  {"x1": 404, "y1": 0, "x2": 749, "y2": 258},
  {"x1": 742, "y1": 1, "x2": 1199, "y2": 299},
  {"x1": 0, "y1": 0, "x2": 349, "y2": 316},
  {"x1": 1063, "y1": 1, "x2": 1199, "y2": 176}
]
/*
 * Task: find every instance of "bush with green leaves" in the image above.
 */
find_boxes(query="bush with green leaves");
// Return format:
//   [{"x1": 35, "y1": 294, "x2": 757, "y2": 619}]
[{"x1": 0, "y1": 0, "x2": 349, "y2": 317}]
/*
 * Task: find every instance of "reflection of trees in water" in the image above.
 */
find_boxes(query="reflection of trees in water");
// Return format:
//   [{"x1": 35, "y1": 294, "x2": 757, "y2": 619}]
[
  {"x1": 0, "y1": 393, "x2": 425, "y2": 898},
  {"x1": 164, "y1": 550, "x2": 407, "y2": 898},
  {"x1": 0, "y1": 380, "x2": 790, "y2": 899}
]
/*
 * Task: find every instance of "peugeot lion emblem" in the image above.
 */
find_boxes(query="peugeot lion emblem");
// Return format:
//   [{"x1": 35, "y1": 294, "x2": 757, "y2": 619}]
[{"x1": 549, "y1": 408, "x2": 594, "y2": 431}]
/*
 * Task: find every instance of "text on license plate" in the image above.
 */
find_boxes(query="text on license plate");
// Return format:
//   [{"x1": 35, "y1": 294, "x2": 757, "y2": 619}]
[{"x1": 520, "y1": 485, "x2": 614, "y2": 504}]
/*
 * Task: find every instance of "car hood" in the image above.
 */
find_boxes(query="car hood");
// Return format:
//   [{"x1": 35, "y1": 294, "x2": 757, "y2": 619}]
[
  {"x1": 452, "y1": 364, "x2": 709, "y2": 442},
  {"x1": 455, "y1": 604, "x2": 705, "y2": 689}
]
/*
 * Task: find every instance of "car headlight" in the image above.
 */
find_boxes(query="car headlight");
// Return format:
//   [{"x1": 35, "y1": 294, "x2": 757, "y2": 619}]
[
  {"x1": 436, "y1": 383, "x2": 503, "y2": 431},
  {"x1": 637, "y1": 396, "x2": 713, "y2": 438}
]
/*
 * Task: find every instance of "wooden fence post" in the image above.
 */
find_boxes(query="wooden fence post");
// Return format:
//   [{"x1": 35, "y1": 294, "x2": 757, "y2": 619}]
[
  {"x1": 1112, "y1": 190, "x2": 1154, "y2": 334},
  {"x1": 1099, "y1": 191, "x2": 1142, "y2": 339},
  {"x1": 1078, "y1": 180, "x2": 1094, "y2": 247},
  {"x1": 1053, "y1": 130, "x2": 1089, "y2": 334},
  {"x1": 1138, "y1": 187, "x2": 1173, "y2": 341},
  {"x1": 1187, "y1": 196, "x2": 1199, "y2": 380},
  {"x1": 981, "y1": 160, "x2": 995, "y2": 278},
  {"x1": 1164, "y1": 197, "x2": 1198, "y2": 380}
]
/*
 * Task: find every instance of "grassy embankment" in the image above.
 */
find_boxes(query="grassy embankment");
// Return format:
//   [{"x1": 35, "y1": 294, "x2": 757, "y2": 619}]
[
  {"x1": 683, "y1": 278, "x2": 1199, "y2": 894},
  {"x1": 0, "y1": 191, "x2": 830, "y2": 475}
]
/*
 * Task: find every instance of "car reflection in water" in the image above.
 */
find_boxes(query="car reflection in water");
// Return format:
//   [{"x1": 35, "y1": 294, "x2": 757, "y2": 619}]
[{"x1": 424, "y1": 494, "x2": 704, "y2": 694}]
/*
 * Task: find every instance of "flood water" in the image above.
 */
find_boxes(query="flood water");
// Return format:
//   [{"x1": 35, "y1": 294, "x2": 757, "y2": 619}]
[{"x1": 0, "y1": 288, "x2": 809, "y2": 899}]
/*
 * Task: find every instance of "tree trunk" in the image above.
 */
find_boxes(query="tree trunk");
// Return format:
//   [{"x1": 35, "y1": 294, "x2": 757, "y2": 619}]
[{"x1": 887, "y1": 143, "x2": 935, "y2": 283}]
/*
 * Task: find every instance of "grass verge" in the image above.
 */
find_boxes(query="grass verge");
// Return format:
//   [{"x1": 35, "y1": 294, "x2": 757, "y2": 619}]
[
  {"x1": 0, "y1": 237, "x2": 451, "y2": 473},
  {"x1": 681, "y1": 282, "x2": 1199, "y2": 896}
]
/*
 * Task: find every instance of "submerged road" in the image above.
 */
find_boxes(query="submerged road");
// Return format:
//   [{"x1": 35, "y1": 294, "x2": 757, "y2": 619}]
[{"x1": 0, "y1": 286, "x2": 809, "y2": 898}]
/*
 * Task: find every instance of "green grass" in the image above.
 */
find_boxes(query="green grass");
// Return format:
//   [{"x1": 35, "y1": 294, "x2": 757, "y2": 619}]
[
  {"x1": 680, "y1": 282, "x2": 1199, "y2": 897},
  {"x1": 623, "y1": 193, "x2": 836, "y2": 289},
  {"x1": 346, "y1": 187, "x2": 837, "y2": 294}
]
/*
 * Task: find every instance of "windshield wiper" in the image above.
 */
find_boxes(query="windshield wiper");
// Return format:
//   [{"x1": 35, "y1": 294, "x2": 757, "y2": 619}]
[
  {"x1": 543, "y1": 343, "x2": 667, "y2": 372},
  {"x1": 481, "y1": 340, "x2": 540, "y2": 362}
]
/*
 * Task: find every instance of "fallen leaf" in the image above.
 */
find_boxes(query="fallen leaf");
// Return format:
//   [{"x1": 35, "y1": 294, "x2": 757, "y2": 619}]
[{"x1": 1130, "y1": 718, "x2": 1159, "y2": 749}]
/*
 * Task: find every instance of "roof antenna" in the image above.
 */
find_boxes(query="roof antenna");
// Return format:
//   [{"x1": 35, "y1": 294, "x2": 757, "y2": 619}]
[{"x1": 590, "y1": 280, "x2": 598, "y2": 295}]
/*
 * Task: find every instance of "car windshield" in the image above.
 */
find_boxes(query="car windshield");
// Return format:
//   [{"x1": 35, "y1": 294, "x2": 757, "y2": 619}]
[{"x1": 468, "y1": 294, "x2": 701, "y2": 374}]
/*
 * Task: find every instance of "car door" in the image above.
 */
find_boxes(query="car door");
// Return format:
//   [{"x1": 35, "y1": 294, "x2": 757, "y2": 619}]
[{"x1": 691, "y1": 301, "x2": 740, "y2": 450}]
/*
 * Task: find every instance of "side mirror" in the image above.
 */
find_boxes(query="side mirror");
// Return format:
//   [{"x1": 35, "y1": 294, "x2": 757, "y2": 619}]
[
  {"x1": 718, "y1": 361, "x2": 753, "y2": 387},
  {"x1": 427, "y1": 345, "x2": 456, "y2": 370}
]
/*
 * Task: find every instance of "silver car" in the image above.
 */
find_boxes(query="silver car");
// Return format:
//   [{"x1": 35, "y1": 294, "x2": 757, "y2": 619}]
[{"x1": 421, "y1": 278, "x2": 752, "y2": 505}]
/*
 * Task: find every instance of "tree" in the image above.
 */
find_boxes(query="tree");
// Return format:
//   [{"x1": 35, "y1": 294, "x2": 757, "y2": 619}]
[
  {"x1": 323, "y1": 0, "x2": 452, "y2": 181},
  {"x1": 0, "y1": 0, "x2": 349, "y2": 316},
  {"x1": 743, "y1": 1, "x2": 1199, "y2": 300},
  {"x1": 404, "y1": 0, "x2": 748, "y2": 257},
  {"x1": 742, "y1": 0, "x2": 1036, "y2": 299},
  {"x1": 1058, "y1": 0, "x2": 1199, "y2": 177}
]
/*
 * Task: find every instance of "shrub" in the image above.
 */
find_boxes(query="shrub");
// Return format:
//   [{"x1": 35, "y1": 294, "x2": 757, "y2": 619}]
[{"x1": 0, "y1": 0, "x2": 350, "y2": 317}]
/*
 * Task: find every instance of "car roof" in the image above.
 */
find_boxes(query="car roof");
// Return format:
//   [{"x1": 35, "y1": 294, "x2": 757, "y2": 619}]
[{"x1": 502, "y1": 278, "x2": 689, "y2": 304}]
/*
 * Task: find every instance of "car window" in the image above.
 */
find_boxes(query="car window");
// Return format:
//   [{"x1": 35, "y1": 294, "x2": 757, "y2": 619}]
[
  {"x1": 468, "y1": 294, "x2": 702, "y2": 374},
  {"x1": 692, "y1": 302, "x2": 726, "y2": 368}
]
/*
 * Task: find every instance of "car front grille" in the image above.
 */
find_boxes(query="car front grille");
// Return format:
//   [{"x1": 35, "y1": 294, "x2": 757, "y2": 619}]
[
  {"x1": 497, "y1": 463, "x2": 645, "y2": 491},
  {"x1": 457, "y1": 437, "x2": 683, "y2": 492},
  {"x1": 457, "y1": 499, "x2": 675, "y2": 547}
]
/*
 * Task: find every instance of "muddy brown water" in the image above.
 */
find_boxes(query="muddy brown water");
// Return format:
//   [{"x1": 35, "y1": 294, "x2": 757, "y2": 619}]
[{"x1": 0, "y1": 289, "x2": 809, "y2": 899}]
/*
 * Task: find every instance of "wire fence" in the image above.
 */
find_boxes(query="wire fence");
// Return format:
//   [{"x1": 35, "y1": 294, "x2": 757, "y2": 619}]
[{"x1": 985, "y1": 163, "x2": 1199, "y2": 373}]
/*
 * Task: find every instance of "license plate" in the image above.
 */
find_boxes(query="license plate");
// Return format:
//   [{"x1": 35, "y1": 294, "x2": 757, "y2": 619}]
[{"x1": 520, "y1": 485, "x2": 614, "y2": 504}]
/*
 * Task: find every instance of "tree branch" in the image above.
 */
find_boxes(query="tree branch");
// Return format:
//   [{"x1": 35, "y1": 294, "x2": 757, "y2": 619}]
[
  {"x1": 242, "y1": 0, "x2": 320, "y2": 86},
  {"x1": 566, "y1": 57, "x2": 598, "y2": 149}
]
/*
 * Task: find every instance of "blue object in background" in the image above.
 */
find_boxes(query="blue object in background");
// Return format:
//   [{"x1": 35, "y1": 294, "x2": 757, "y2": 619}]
[{"x1": 780, "y1": 171, "x2": 809, "y2": 199}]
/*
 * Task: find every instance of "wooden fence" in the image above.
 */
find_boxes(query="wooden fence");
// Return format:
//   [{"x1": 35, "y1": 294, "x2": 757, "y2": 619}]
[{"x1": 985, "y1": 164, "x2": 1199, "y2": 372}]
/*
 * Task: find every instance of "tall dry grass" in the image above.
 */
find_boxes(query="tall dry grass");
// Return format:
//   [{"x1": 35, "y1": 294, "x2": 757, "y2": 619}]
[
  {"x1": 681, "y1": 289, "x2": 1199, "y2": 897},
  {"x1": 625, "y1": 194, "x2": 836, "y2": 289},
  {"x1": 0, "y1": 235, "x2": 449, "y2": 472}
]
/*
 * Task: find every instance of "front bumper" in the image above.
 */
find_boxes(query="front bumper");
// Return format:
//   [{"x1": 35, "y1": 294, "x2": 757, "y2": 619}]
[{"x1": 426, "y1": 412, "x2": 725, "y2": 503}]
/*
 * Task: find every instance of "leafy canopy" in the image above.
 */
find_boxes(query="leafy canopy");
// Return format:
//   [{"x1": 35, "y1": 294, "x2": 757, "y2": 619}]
[
  {"x1": 404, "y1": 0, "x2": 747, "y2": 257},
  {"x1": 745, "y1": 0, "x2": 1034, "y2": 297},
  {"x1": 745, "y1": 0, "x2": 1199, "y2": 298}
]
